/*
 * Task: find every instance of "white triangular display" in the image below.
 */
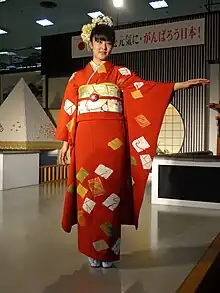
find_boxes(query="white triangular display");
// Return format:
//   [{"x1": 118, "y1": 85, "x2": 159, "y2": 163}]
[{"x1": 0, "y1": 78, "x2": 61, "y2": 150}]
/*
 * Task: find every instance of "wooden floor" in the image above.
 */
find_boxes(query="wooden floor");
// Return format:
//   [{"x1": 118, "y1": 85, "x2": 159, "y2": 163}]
[{"x1": 177, "y1": 232, "x2": 220, "y2": 293}]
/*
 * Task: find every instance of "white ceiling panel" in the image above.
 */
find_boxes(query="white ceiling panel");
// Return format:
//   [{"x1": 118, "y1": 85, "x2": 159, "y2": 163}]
[{"x1": 0, "y1": 0, "x2": 217, "y2": 50}]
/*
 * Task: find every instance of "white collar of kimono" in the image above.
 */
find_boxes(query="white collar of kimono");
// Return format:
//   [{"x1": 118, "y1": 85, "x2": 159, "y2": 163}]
[{"x1": 90, "y1": 60, "x2": 106, "y2": 71}]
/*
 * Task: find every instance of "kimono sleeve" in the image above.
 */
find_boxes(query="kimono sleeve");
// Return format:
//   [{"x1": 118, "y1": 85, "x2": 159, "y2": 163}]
[
  {"x1": 55, "y1": 74, "x2": 78, "y2": 144},
  {"x1": 116, "y1": 65, "x2": 175, "y2": 122},
  {"x1": 116, "y1": 66, "x2": 174, "y2": 96},
  {"x1": 115, "y1": 66, "x2": 175, "y2": 228}
]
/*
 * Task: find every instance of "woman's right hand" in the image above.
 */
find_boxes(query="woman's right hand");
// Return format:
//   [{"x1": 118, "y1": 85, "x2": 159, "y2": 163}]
[{"x1": 59, "y1": 141, "x2": 69, "y2": 165}]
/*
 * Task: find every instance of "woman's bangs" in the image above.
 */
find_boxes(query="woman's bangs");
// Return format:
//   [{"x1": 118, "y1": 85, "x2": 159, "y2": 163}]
[
  {"x1": 90, "y1": 24, "x2": 115, "y2": 44},
  {"x1": 94, "y1": 33, "x2": 111, "y2": 43}
]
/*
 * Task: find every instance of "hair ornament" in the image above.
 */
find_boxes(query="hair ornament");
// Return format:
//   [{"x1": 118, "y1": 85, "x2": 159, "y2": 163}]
[{"x1": 81, "y1": 15, "x2": 114, "y2": 45}]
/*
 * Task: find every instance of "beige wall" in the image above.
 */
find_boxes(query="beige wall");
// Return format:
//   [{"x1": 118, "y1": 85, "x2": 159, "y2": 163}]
[
  {"x1": 0, "y1": 71, "x2": 43, "y2": 105},
  {"x1": 48, "y1": 77, "x2": 68, "y2": 109}
]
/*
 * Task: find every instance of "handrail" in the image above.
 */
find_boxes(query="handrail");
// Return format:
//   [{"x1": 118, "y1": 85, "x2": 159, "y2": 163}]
[{"x1": 39, "y1": 164, "x2": 69, "y2": 183}]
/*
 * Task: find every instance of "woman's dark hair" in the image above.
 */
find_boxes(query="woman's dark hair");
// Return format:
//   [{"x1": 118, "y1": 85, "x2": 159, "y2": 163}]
[{"x1": 90, "y1": 24, "x2": 115, "y2": 45}]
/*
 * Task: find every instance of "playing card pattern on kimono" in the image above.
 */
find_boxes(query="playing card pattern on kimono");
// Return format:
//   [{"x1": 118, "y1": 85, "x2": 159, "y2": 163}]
[
  {"x1": 100, "y1": 222, "x2": 113, "y2": 237},
  {"x1": 95, "y1": 164, "x2": 113, "y2": 179},
  {"x1": 140, "y1": 154, "x2": 153, "y2": 170},
  {"x1": 88, "y1": 177, "x2": 105, "y2": 197},
  {"x1": 64, "y1": 99, "x2": 76, "y2": 115},
  {"x1": 76, "y1": 168, "x2": 89, "y2": 183},
  {"x1": 93, "y1": 240, "x2": 109, "y2": 252},
  {"x1": 131, "y1": 90, "x2": 144, "y2": 99},
  {"x1": 55, "y1": 61, "x2": 174, "y2": 261},
  {"x1": 112, "y1": 239, "x2": 121, "y2": 255},
  {"x1": 66, "y1": 118, "x2": 75, "y2": 132},
  {"x1": 77, "y1": 184, "x2": 88, "y2": 198},
  {"x1": 118, "y1": 67, "x2": 131, "y2": 76},
  {"x1": 108, "y1": 138, "x2": 123, "y2": 150},
  {"x1": 103, "y1": 194, "x2": 120, "y2": 211},
  {"x1": 134, "y1": 82, "x2": 144, "y2": 90},
  {"x1": 135, "y1": 115, "x2": 151, "y2": 128},
  {"x1": 74, "y1": 123, "x2": 126, "y2": 260},
  {"x1": 132, "y1": 136, "x2": 150, "y2": 153},
  {"x1": 83, "y1": 198, "x2": 96, "y2": 214}
]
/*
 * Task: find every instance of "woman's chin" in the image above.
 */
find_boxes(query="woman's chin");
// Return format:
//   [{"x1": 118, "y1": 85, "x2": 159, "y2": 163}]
[{"x1": 99, "y1": 54, "x2": 108, "y2": 60}]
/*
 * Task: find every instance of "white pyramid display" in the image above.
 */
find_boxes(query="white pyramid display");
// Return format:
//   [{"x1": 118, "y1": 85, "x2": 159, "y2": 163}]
[{"x1": 0, "y1": 78, "x2": 61, "y2": 150}]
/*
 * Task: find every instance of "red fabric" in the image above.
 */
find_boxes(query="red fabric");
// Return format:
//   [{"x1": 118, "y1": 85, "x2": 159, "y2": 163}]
[
  {"x1": 76, "y1": 113, "x2": 126, "y2": 261},
  {"x1": 55, "y1": 61, "x2": 174, "y2": 260}
]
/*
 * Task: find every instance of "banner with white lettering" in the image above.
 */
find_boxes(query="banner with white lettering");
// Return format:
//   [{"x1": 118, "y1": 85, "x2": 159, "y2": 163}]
[{"x1": 71, "y1": 18, "x2": 205, "y2": 59}]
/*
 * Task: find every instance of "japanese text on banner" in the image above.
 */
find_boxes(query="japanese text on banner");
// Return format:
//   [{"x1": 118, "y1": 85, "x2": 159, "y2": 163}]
[
  {"x1": 71, "y1": 18, "x2": 205, "y2": 58},
  {"x1": 114, "y1": 24, "x2": 202, "y2": 48}
]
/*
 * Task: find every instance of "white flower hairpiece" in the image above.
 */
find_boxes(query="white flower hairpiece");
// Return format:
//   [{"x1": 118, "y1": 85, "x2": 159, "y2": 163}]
[{"x1": 81, "y1": 15, "x2": 114, "y2": 46}]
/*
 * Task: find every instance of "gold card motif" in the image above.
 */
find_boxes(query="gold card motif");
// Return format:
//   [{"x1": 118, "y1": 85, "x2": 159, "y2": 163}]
[
  {"x1": 66, "y1": 118, "x2": 75, "y2": 132},
  {"x1": 131, "y1": 156, "x2": 137, "y2": 166},
  {"x1": 88, "y1": 177, "x2": 105, "y2": 197},
  {"x1": 131, "y1": 90, "x2": 143, "y2": 99},
  {"x1": 97, "y1": 63, "x2": 107, "y2": 73},
  {"x1": 108, "y1": 138, "x2": 123, "y2": 150},
  {"x1": 135, "y1": 115, "x2": 151, "y2": 128},
  {"x1": 100, "y1": 222, "x2": 113, "y2": 237},
  {"x1": 76, "y1": 167, "x2": 89, "y2": 183},
  {"x1": 67, "y1": 183, "x2": 74, "y2": 194},
  {"x1": 93, "y1": 240, "x2": 109, "y2": 252},
  {"x1": 78, "y1": 211, "x2": 86, "y2": 226},
  {"x1": 77, "y1": 184, "x2": 88, "y2": 198}
]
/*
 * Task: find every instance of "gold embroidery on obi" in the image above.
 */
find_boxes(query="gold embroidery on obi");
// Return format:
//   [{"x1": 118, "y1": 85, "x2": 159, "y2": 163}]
[{"x1": 79, "y1": 83, "x2": 120, "y2": 99}]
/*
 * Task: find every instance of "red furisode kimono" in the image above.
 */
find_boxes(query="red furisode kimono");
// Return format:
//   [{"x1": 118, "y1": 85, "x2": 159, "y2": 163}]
[{"x1": 55, "y1": 61, "x2": 174, "y2": 261}]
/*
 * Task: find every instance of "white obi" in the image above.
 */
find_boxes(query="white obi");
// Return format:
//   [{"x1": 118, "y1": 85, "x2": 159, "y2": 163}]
[{"x1": 77, "y1": 83, "x2": 122, "y2": 115}]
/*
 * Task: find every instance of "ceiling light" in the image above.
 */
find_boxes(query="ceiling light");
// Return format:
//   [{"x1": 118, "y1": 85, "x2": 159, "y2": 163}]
[
  {"x1": 149, "y1": 0, "x2": 168, "y2": 9},
  {"x1": 34, "y1": 46, "x2": 42, "y2": 50},
  {"x1": 88, "y1": 11, "x2": 104, "y2": 19},
  {"x1": 0, "y1": 29, "x2": 7, "y2": 34},
  {"x1": 36, "y1": 19, "x2": 54, "y2": 26},
  {"x1": 0, "y1": 51, "x2": 16, "y2": 56},
  {"x1": 113, "y1": 0, "x2": 124, "y2": 8},
  {"x1": 0, "y1": 0, "x2": 7, "y2": 3}
]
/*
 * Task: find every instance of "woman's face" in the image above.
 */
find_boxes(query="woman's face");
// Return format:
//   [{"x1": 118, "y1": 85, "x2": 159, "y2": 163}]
[{"x1": 91, "y1": 38, "x2": 113, "y2": 62}]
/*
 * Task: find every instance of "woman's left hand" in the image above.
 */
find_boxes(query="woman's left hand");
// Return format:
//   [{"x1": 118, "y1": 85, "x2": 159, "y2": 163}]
[{"x1": 174, "y1": 79, "x2": 210, "y2": 91}]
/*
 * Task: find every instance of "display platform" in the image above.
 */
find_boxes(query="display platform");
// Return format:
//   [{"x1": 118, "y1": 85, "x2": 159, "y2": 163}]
[
  {"x1": 0, "y1": 151, "x2": 39, "y2": 190},
  {"x1": 151, "y1": 152, "x2": 220, "y2": 209}
]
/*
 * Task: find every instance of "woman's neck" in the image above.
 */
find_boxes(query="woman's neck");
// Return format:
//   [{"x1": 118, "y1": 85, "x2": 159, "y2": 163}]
[{"x1": 92, "y1": 57, "x2": 105, "y2": 66}]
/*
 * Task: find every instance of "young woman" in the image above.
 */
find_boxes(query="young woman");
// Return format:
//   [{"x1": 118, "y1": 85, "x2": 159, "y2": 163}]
[{"x1": 55, "y1": 16, "x2": 209, "y2": 268}]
